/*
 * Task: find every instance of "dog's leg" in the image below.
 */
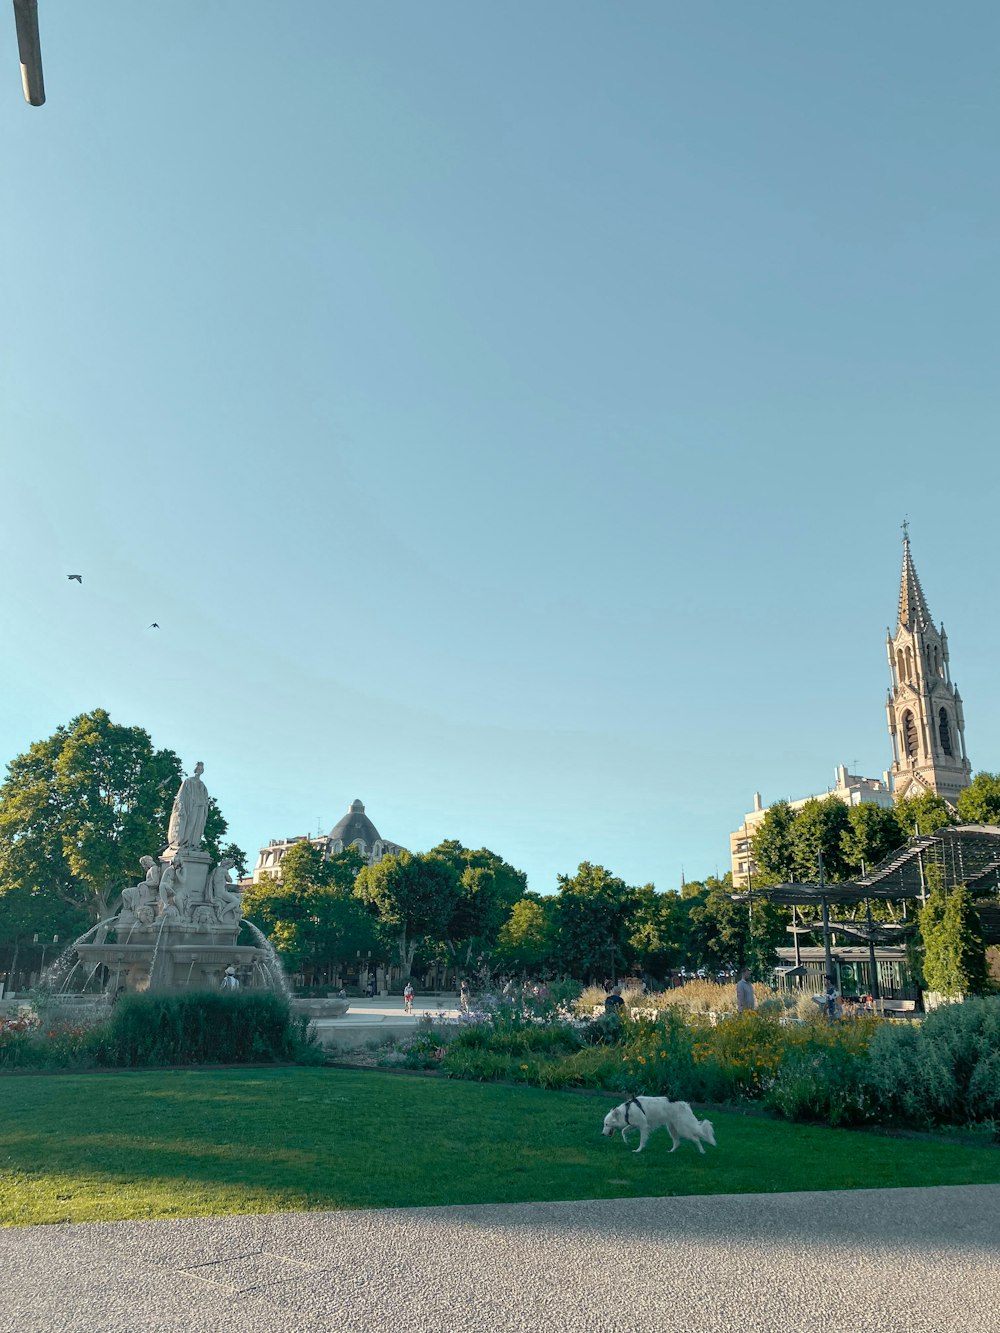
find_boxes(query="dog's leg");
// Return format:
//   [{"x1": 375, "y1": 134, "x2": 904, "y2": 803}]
[
  {"x1": 695, "y1": 1136, "x2": 705, "y2": 1154},
  {"x1": 668, "y1": 1133, "x2": 680, "y2": 1152},
  {"x1": 634, "y1": 1126, "x2": 649, "y2": 1153}
]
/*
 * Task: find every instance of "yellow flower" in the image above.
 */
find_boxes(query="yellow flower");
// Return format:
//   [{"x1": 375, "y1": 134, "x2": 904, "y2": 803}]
[
  {"x1": 660, "y1": 1051, "x2": 666, "y2": 1058},
  {"x1": 520, "y1": 1064, "x2": 528, "y2": 1071},
  {"x1": 638, "y1": 1056, "x2": 645, "y2": 1064}
]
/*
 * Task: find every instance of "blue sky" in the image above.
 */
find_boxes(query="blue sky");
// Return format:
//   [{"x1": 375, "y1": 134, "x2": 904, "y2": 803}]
[{"x1": 1, "y1": 2, "x2": 997, "y2": 892}]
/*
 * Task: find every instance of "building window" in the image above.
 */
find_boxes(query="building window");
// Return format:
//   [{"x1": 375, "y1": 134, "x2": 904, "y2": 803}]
[
  {"x1": 902, "y1": 710, "x2": 918, "y2": 760},
  {"x1": 938, "y1": 708, "x2": 953, "y2": 757}
]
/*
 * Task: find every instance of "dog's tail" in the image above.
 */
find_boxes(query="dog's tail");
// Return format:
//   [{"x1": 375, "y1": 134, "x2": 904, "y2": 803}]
[{"x1": 698, "y1": 1118, "x2": 717, "y2": 1147}]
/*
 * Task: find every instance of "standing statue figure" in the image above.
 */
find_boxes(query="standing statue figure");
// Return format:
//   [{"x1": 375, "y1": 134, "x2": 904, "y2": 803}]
[{"x1": 167, "y1": 762, "x2": 210, "y2": 852}]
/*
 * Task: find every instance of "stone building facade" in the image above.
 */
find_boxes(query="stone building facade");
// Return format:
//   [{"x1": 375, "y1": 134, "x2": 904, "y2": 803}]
[{"x1": 251, "y1": 799, "x2": 405, "y2": 883}]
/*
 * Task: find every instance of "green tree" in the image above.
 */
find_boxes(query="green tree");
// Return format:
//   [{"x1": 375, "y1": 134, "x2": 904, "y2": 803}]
[
  {"x1": 494, "y1": 894, "x2": 554, "y2": 974},
  {"x1": 0, "y1": 710, "x2": 238, "y2": 923},
  {"x1": 791, "y1": 797, "x2": 851, "y2": 883},
  {"x1": 242, "y1": 841, "x2": 375, "y2": 979},
  {"x1": 683, "y1": 872, "x2": 786, "y2": 975},
  {"x1": 626, "y1": 886, "x2": 689, "y2": 980},
  {"x1": 920, "y1": 884, "x2": 988, "y2": 997},
  {"x1": 750, "y1": 801, "x2": 797, "y2": 884},
  {"x1": 841, "y1": 803, "x2": 906, "y2": 875},
  {"x1": 955, "y1": 772, "x2": 1000, "y2": 826},
  {"x1": 353, "y1": 850, "x2": 461, "y2": 974},
  {"x1": 428, "y1": 840, "x2": 527, "y2": 971},
  {"x1": 552, "y1": 862, "x2": 639, "y2": 981},
  {"x1": 895, "y1": 792, "x2": 955, "y2": 838}
]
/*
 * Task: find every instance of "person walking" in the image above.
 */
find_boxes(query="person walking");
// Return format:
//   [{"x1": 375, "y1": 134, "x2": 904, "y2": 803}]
[
  {"x1": 823, "y1": 974, "x2": 841, "y2": 1022},
  {"x1": 459, "y1": 978, "x2": 470, "y2": 1012},
  {"x1": 736, "y1": 969, "x2": 756, "y2": 1013},
  {"x1": 403, "y1": 981, "x2": 414, "y2": 1015}
]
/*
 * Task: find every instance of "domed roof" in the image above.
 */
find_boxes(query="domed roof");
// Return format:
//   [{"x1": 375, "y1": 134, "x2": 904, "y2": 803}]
[{"x1": 328, "y1": 798, "x2": 382, "y2": 848}]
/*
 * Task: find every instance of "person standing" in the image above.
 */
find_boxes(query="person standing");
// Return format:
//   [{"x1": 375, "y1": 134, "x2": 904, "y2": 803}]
[
  {"x1": 459, "y1": 978, "x2": 470, "y2": 1012},
  {"x1": 736, "y1": 969, "x2": 756, "y2": 1013},
  {"x1": 403, "y1": 981, "x2": 414, "y2": 1014},
  {"x1": 221, "y1": 965, "x2": 240, "y2": 991}
]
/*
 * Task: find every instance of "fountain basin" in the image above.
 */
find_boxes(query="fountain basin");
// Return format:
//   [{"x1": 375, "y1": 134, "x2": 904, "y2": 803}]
[
  {"x1": 75, "y1": 937, "x2": 271, "y2": 994},
  {"x1": 291, "y1": 998, "x2": 350, "y2": 1019}
]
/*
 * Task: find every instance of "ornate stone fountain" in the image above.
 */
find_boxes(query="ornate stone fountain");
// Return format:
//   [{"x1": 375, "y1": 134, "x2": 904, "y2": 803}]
[{"x1": 75, "y1": 762, "x2": 285, "y2": 994}]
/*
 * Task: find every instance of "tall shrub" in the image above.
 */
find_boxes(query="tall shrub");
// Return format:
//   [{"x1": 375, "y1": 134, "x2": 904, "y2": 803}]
[
  {"x1": 98, "y1": 991, "x2": 309, "y2": 1066},
  {"x1": 922, "y1": 885, "x2": 988, "y2": 997},
  {"x1": 867, "y1": 996, "x2": 1000, "y2": 1127}
]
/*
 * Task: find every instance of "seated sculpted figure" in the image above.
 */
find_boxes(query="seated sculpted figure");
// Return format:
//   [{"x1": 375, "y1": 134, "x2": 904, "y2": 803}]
[
  {"x1": 207, "y1": 857, "x2": 242, "y2": 924},
  {"x1": 122, "y1": 856, "x2": 160, "y2": 914},
  {"x1": 158, "y1": 854, "x2": 190, "y2": 917}
]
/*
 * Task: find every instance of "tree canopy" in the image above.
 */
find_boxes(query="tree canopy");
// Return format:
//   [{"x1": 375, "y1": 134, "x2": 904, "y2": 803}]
[
  {"x1": 494, "y1": 894, "x2": 554, "y2": 974},
  {"x1": 428, "y1": 840, "x2": 527, "y2": 971},
  {"x1": 552, "y1": 862, "x2": 641, "y2": 981},
  {"x1": 955, "y1": 772, "x2": 1000, "y2": 827},
  {"x1": 242, "y1": 840, "x2": 376, "y2": 978},
  {"x1": 920, "y1": 883, "x2": 988, "y2": 997},
  {"x1": 0, "y1": 710, "x2": 240, "y2": 924},
  {"x1": 353, "y1": 850, "x2": 461, "y2": 974}
]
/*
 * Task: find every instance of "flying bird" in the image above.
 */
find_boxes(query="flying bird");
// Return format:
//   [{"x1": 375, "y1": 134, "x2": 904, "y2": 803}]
[
  {"x1": 148, "y1": 623, "x2": 160, "y2": 629},
  {"x1": 67, "y1": 574, "x2": 82, "y2": 583}
]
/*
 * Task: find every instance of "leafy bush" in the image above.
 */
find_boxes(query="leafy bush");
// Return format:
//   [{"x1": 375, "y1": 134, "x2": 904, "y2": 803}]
[
  {"x1": 867, "y1": 996, "x2": 1000, "y2": 1128},
  {"x1": 0, "y1": 1010, "x2": 43, "y2": 1068},
  {"x1": 96, "y1": 991, "x2": 313, "y2": 1067},
  {"x1": 765, "y1": 1021, "x2": 880, "y2": 1126}
]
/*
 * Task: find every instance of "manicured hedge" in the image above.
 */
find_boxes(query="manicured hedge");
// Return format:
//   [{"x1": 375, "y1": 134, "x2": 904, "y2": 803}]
[{"x1": 98, "y1": 991, "x2": 312, "y2": 1066}]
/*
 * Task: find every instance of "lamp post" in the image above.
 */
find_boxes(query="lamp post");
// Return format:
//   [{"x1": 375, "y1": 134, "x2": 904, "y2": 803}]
[{"x1": 33, "y1": 932, "x2": 58, "y2": 978}]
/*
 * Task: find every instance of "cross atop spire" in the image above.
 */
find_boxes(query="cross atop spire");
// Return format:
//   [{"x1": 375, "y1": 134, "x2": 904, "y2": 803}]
[{"x1": 897, "y1": 528, "x2": 932, "y2": 631}]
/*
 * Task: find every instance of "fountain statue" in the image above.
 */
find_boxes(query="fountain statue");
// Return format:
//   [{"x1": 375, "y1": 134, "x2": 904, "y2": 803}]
[{"x1": 73, "y1": 762, "x2": 286, "y2": 995}]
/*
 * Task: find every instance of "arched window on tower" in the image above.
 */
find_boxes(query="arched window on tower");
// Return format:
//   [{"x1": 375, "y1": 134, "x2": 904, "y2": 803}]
[
  {"x1": 896, "y1": 649, "x2": 906, "y2": 683},
  {"x1": 905, "y1": 647, "x2": 914, "y2": 680},
  {"x1": 938, "y1": 708, "x2": 953, "y2": 757},
  {"x1": 902, "y1": 710, "x2": 918, "y2": 761}
]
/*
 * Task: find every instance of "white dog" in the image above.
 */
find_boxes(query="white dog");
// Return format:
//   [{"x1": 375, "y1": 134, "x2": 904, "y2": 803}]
[{"x1": 602, "y1": 1095, "x2": 717, "y2": 1155}]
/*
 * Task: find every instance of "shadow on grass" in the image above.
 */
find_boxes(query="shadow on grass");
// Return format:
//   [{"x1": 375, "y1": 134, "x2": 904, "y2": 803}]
[{"x1": 2, "y1": 1067, "x2": 999, "y2": 1230}]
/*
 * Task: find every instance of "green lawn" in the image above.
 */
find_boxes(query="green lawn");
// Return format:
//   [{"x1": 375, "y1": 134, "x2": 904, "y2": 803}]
[{"x1": 2, "y1": 1067, "x2": 998, "y2": 1226}]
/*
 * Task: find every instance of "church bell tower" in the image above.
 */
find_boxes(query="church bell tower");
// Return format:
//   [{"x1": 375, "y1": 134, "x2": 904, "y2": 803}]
[{"x1": 886, "y1": 526, "x2": 971, "y2": 803}]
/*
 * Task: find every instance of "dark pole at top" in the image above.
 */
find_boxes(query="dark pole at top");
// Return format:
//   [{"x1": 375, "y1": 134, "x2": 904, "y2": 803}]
[
  {"x1": 13, "y1": 0, "x2": 45, "y2": 106},
  {"x1": 818, "y1": 851, "x2": 834, "y2": 981}
]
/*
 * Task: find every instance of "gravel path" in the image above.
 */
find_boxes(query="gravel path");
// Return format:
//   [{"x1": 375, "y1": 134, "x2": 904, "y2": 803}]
[{"x1": 2, "y1": 1185, "x2": 999, "y2": 1332}]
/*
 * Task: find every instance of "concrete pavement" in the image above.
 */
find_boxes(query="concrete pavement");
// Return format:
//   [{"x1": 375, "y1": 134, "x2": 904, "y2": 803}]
[
  {"x1": 309, "y1": 991, "x2": 461, "y2": 1051},
  {"x1": 2, "y1": 1185, "x2": 999, "y2": 1332}
]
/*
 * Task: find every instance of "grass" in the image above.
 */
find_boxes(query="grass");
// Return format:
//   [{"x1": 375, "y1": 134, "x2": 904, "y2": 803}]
[{"x1": 2, "y1": 1066, "x2": 998, "y2": 1227}]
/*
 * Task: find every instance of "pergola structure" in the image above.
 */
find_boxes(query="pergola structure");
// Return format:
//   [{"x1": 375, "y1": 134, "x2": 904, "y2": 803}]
[{"x1": 732, "y1": 825, "x2": 1000, "y2": 1000}]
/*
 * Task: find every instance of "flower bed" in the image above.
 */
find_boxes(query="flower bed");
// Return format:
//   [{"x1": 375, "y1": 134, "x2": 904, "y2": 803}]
[{"x1": 380, "y1": 990, "x2": 1000, "y2": 1135}]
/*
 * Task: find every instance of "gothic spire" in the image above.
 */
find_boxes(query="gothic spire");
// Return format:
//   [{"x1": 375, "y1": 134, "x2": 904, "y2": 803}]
[{"x1": 897, "y1": 525, "x2": 933, "y2": 631}]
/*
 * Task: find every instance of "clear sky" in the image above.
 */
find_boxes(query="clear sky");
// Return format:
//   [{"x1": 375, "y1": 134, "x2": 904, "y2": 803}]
[{"x1": 1, "y1": 3, "x2": 997, "y2": 893}]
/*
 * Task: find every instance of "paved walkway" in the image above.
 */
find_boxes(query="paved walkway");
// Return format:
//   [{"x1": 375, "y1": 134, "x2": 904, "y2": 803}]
[{"x1": 2, "y1": 1186, "x2": 998, "y2": 1332}]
